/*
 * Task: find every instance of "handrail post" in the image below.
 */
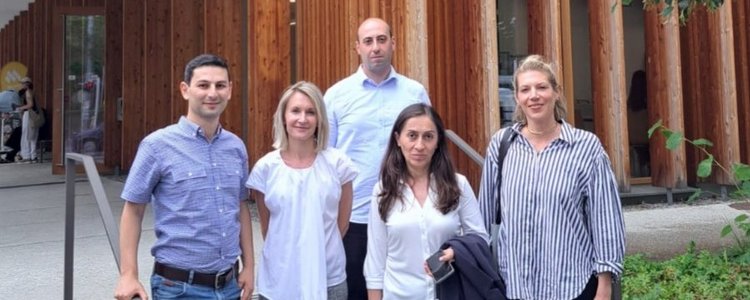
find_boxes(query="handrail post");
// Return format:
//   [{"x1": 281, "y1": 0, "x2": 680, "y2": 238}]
[
  {"x1": 63, "y1": 153, "x2": 122, "y2": 300},
  {"x1": 64, "y1": 155, "x2": 76, "y2": 300}
]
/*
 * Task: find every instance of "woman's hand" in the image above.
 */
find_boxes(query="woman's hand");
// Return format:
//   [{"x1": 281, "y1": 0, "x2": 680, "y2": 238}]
[{"x1": 424, "y1": 247, "x2": 455, "y2": 277}]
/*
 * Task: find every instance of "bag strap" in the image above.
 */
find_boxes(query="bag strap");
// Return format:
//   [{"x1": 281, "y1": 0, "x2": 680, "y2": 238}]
[{"x1": 494, "y1": 128, "x2": 517, "y2": 224}]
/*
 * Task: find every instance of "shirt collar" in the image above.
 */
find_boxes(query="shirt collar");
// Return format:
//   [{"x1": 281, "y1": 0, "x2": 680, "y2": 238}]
[
  {"x1": 509, "y1": 120, "x2": 574, "y2": 145},
  {"x1": 177, "y1": 116, "x2": 223, "y2": 140},
  {"x1": 355, "y1": 65, "x2": 398, "y2": 87}
]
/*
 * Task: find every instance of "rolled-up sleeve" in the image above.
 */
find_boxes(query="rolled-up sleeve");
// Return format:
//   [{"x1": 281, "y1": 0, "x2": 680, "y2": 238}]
[
  {"x1": 364, "y1": 183, "x2": 386, "y2": 289},
  {"x1": 587, "y1": 153, "x2": 626, "y2": 277}
]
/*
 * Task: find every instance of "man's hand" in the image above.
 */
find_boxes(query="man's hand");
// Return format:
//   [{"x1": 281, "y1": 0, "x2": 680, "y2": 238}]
[
  {"x1": 237, "y1": 267, "x2": 255, "y2": 300},
  {"x1": 114, "y1": 275, "x2": 148, "y2": 300}
]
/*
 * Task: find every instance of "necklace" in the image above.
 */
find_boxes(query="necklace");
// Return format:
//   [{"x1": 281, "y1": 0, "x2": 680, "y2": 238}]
[{"x1": 526, "y1": 123, "x2": 558, "y2": 135}]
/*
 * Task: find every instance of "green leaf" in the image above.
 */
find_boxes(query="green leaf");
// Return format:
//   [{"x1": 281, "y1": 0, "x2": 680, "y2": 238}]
[
  {"x1": 622, "y1": 0, "x2": 633, "y2": 5},
  {"x1": 687, "y1": 189, "x2": 702, "y2": 202},
  {"x1": 666, "y1": 131, "x2": 684, "y2": 150},
  {"x1": 721, "y1": 224, "x2": 733, "y2": 237},
  {"x1": 691, "y1": 138, "x2": 714, "y2": 147},
  {"x1": 648, "y1": 120, "x2": 663, "y2": 138},
  {"x1": 735, "y1": 214, "x2": 748, "y2": 223},
  {"x1": 696, "y1": 155, "x2": 713, "y2": 178},
  {"x1": 733, "y1": 163, "x2": 750, "y2": 182},
  {"x1": 661, "y1": 5, "x2": 674, "y2": 17}
]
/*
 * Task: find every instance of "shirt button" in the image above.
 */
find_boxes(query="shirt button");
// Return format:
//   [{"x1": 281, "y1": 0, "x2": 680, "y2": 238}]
[
  {"x1": 216, "y1": 186, "x2": 220, "y2": 190},
  {"x1": 213, "y1": 163, "x2": 217, "y2": 167},
  {"x1": 188, "y1": 172, "x2": 192, "y2": 176},
  {"x1": 222, "y1": 232, "x2": 226, "y2": 237},
  {"x1": 219, "y1": 209, "x2": 224, "y2": 213}
]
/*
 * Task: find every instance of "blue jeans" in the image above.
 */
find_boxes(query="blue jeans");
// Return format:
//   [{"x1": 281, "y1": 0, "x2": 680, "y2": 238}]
[{"x1": 150, "y1": 273, "x2": 241, "y2": 300}]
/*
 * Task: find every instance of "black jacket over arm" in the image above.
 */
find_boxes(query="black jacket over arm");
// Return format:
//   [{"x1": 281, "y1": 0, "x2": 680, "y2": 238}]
[{"x1": 437, "y1": 234, "x2": 507, "y2": 300}]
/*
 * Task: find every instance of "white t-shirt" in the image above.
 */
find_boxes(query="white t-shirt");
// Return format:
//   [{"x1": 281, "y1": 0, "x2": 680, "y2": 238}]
[
  {"x1": 245, "y1": 148, "x2": 358, "y2": 300},
  {"x1": 364, "y1": 173, "x2": 489, "y2": 300}
]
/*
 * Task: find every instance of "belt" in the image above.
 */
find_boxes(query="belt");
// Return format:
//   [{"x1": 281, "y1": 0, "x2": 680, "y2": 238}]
[{"x1": 153, "y1": 261, "x2": 237, "y2": 289}]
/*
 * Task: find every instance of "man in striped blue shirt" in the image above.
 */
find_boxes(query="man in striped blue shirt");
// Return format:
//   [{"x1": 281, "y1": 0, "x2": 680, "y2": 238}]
[
  {"x1": 324, "y1": 17, "x2": 430, "y2": 299},
  {"x1": 114, "y1": 54, "x2": 255, "y2": 300},
  {"x1": 479, "y1": 55, "x2": 625, "y2": 299}
]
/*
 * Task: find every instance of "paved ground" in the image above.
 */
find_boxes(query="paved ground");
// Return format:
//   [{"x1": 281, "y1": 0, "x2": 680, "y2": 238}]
[{"x1": 0, "y1": 161, "x2": 748, "y2": 299}]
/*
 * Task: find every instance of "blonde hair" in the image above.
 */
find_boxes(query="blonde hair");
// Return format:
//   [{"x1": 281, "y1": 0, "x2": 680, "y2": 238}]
[
  {"x1": 272, "y1": 81, "x2": 329, "y2": 151},
  {"x1": 511, "y1": 54, "x2": 567, "y2": 124}
]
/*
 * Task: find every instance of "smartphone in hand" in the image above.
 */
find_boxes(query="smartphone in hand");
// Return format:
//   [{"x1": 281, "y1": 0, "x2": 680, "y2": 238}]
[{"x1": 426, "y1": 249, "x2": 455, "y2": 284}]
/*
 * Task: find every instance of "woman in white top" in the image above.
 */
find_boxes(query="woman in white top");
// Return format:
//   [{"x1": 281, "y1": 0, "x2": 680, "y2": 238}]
[
  {"x1": 364, "y1": 103, "x2": 488, "y2": 300},
  {"x1": 246, "y1": 81, "x2": 358, "y2": 300}
]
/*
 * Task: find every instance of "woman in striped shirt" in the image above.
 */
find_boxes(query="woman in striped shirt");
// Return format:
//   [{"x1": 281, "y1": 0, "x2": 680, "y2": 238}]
[{"x1": 478, "y1": 55, "x2": 625, "y2": 300}]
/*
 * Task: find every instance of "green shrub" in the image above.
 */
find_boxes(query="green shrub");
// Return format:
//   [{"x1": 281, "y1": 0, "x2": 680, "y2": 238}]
[{"x1": 623, "y1": 244, "x2": 750, "y2": 299}]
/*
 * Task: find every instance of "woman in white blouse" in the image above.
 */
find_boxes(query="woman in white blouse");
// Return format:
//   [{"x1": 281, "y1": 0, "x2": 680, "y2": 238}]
[
  {"x1": 246, "y1": 81, "x2": 358, "y2": 300},
  {"x1": 364, "y1": 103, "x2": 488, "y2": 299}
]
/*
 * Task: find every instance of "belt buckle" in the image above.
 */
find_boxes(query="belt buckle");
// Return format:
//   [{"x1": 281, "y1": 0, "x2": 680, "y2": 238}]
[{"x1": 214, "y1": 272, "x2": 223, "y2": 289}]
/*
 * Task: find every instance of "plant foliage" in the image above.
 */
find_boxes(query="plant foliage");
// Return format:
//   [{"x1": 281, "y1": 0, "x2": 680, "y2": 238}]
[{"x1": 619, "y1": 0, "x2": 725, "y2": 23}]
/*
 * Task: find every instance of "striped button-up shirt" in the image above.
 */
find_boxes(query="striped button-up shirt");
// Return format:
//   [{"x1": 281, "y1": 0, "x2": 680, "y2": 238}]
[
  {"x1": 478, "y1": 121, "x2": 625, "y2": 299},
  {"x1": 121, "y1": 116, "x2": 249, "y2": 273}
]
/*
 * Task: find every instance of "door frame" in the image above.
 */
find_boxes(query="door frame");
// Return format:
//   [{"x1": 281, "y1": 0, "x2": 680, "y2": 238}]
[{"x1": 52, "y1": 7, "x2": 110, "y2": 174}]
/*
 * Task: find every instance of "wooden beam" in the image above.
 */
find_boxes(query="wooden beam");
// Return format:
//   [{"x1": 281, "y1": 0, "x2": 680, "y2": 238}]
[
  {"x1": 644, "y1": 4, "x2": 687, "y2": 188},
  {"x1": 104, "y1": 0, "x2": 123, "y2": 169},
  {"x1": 588, "y1": 0, "x2": 630, "y2": 191},
  {"x1": 704, "y1": 3, "x2": 741, "y2": 185},
  {"x1": 144, "y1": 0, "x2": 173, "y2": 131},
  {"x1": 734, "y1": 0, "x2": 750, "y2": 163}
]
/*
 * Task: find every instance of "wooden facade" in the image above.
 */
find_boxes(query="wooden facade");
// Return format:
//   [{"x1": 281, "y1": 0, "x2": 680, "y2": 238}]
[{"x1": 2, "y1": 1, "x2": 750, "y2": 192}]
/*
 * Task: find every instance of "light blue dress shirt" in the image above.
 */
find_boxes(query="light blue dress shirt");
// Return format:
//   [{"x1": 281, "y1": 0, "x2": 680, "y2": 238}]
[
  {"x1": 324, "y1": 66, "x2": 430, "y2": 224},
  {"x1": 121, "y1": 116, "x2": 249, "y2": 273}
]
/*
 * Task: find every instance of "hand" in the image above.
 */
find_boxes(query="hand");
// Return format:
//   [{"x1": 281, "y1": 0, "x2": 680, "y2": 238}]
[
  {"x1": 594, "y1": 272, "x2": 613, "y2": 300},
  {"x1": 423, "y1": 247, "x2": 455, "y2": 277},
  {"x1": 237, "y1": 268, "x2": 255, "y2": 300},
  {"x1": 114, "y1": 275, "x2": 148, "y2": 300}
]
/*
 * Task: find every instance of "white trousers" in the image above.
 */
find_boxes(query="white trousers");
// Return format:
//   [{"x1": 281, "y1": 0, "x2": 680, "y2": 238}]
[{"x1": 20, "y1": 110, "x2": 38, "y2": 160}]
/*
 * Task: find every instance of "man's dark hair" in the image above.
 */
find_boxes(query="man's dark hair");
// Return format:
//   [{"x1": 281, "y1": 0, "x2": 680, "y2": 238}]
[{"x1": 183, "y1": 54, "x2": 230, "y2": 84}]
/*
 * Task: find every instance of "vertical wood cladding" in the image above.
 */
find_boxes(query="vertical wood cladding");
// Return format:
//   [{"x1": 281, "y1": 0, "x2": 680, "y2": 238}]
[
  {"x1": 733, "y1": 1, "x2": 750, "y2": 163},
  {"x1": 246, "y1": 0, "x2": 291, "y2": 164},
  {"x1": 588, "y1": 0, "x2": 630, "y2": 191},
  {"x1": 644, "y1": 5, "x2": 687, "y2": 188},
  {"x1": 104, "y1": 0, "x2": 122, "y2": 169}
]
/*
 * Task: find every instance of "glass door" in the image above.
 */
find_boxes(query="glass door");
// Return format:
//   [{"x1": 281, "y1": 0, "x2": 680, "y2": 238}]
[{"x1": 62, "y1": 15, "x2": 105, "y2": 162}]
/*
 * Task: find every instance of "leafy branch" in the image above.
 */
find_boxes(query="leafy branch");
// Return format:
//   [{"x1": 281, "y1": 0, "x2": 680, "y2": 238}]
[
  {"x1": 647, "y1": 120, "x2": 750, "y2": 200},
  {"x1": 618, "y1": 0, "x2": 725, "y2": 23}
]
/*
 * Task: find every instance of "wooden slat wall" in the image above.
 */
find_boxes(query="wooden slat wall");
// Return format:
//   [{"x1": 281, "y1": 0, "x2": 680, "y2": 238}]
[
  {"x1": 144, "y1": 0, "x2": 173, "y2": 131},
  {"x1": 247, "y1": 0, "x2": 291, "y2": 163},
  {"x1": 734, "y1": 0, "x2": 750, "y2": 163},
  {"x1": 205, "y1": 0, "x2": 244, "y2": 136},
  {"x1": 120, "y1": 0, "x2": 146, "y2": 169},
  {"x1": 644, "y1": 5, "x2": 687, "y2": 188},
  {"x1": 426, "y1": 0, "x2": 494, "y2": 187},
  {"x1": 588, "y1": 0, "x2": 630, "y2": 191},
  {"x1": 104, "y1": 0, "x2": 122, "y2": 168},
  {"x1": 171, "y1": 0, "x2": 203, "y2": 121}
]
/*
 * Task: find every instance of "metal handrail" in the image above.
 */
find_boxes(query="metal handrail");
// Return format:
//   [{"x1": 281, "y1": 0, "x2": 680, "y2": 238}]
[
  {"x1": 64, "y1": 153, "x2": 121, "y2": 300},
  {"x1": 445, "y1": 129, "x2": 484, "y2": 166}
]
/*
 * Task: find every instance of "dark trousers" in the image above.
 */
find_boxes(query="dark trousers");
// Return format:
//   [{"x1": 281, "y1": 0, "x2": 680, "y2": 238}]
[
  {"x1": 573, "y1": 275, "x2": 599, "y2": 300},
  {"x1": 343, "y1": 222, "x2": 368, "y2": 300}
]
